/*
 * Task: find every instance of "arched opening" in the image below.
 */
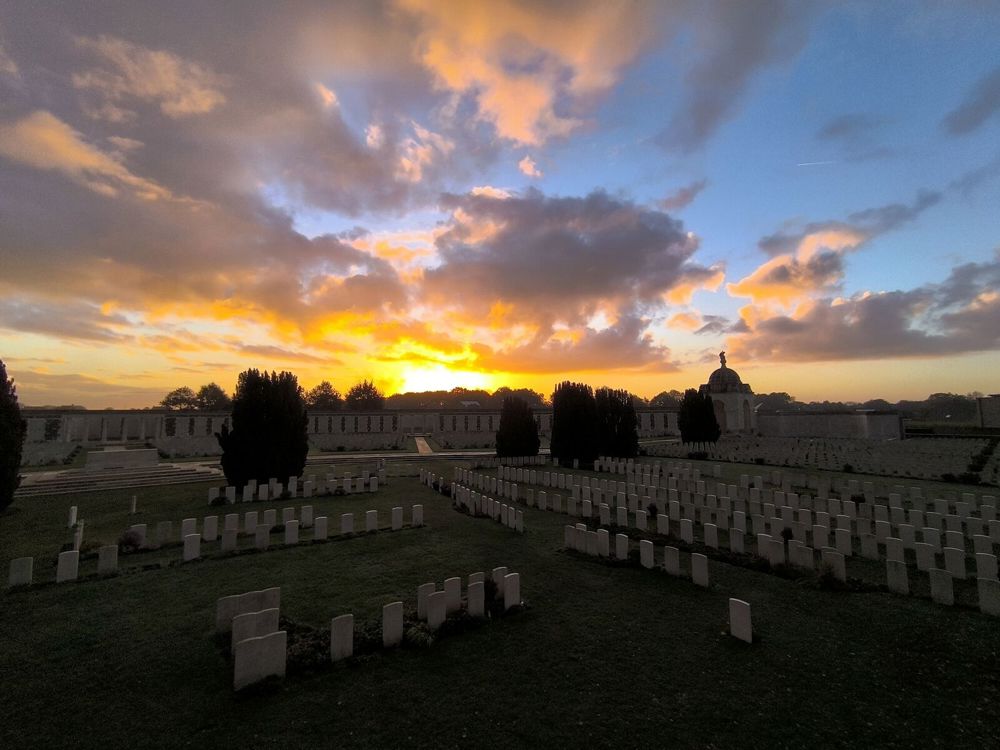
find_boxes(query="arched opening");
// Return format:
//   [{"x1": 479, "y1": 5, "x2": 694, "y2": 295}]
[
  {"x1": 713, "y1": 399, "x2": 727, "y2": 432},
  {"x1": 742, "y1": 400, "x2": 752, "y2": 432}
]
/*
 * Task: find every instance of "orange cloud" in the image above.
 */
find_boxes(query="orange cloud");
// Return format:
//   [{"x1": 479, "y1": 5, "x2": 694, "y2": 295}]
[
  {"x1": 398, "y1": 0, "x2": 657, "y2": 144},
  {"x1": 0, "y1": 111, "x2": 195, "y2": 203},
  {"x1": 73, "y1": 35, "x2": 225, "y2": 120}
]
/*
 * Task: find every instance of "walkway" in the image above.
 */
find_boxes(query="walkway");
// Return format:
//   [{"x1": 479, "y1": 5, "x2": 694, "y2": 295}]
[{"x1": 413, "y1": 437, "x2": 434, "y2": 455}]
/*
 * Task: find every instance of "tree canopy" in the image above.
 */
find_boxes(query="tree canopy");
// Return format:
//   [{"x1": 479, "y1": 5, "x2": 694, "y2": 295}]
[
  {"x1": 216, "y1": 369, "x2": 308, "y2": 488},
  {"x1": 345, "y1": 379, "x2": 385, "y2": 411},
  {"x1": 1, "y1": 360, "x2": 27, "y2": 511},
  {"x1": 495, "y1": 396, "x2": 540, "y2": 457},
  {"x1": 196, "y1": 382, "x2": 231, "y2": 411},
  {"x1": 160, "y1": 383, "x2": 232, "y2": 411},
  {"x1": 550, "y1": 381, "x2": 598, "y2": 466},
  {"x1": 160, "y1": 386, "x2": 198, "y2": 410},
  {"x1": 305, "y1": 381, "x2": 343, "y2": 410},
  {"x1": 678, "y1": 388, "x2": 720, "y2": 444},
  {"x1": 595, "y1": 387, "x2": 639, "y2": 458}
]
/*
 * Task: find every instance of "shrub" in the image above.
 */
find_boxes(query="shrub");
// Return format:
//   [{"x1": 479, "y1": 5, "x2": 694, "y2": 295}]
[
  {"x1": 842, "y1": 464, "x2": 854, "y2": 473},
  {"x1": 209, "y1": 495, "x2": 227, "y2": 507},
  {"x1": 118, "y1": 529, "x2": 143, "y2": 554},
  {"x1": 646, "y1": 502, "x2": 658, "y2": 519},
  {"x1": 0, "y1": 359, "x2": 26, "y2": 512}
]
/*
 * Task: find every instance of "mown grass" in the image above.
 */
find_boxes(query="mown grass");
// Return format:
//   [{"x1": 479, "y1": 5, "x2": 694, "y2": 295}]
[{"x1": 2, "y1": 461, "x2": 998, "y2": 749}]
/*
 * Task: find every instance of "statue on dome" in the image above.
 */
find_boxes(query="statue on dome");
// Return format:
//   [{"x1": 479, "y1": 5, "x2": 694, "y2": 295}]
[{"x1": 719, "y1": 351, "x2": 727, "y2": 368}]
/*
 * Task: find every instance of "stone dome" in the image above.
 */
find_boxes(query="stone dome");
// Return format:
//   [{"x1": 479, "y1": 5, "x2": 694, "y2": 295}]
[
  {"x1": 701, "y1": 351, "x2": 752, "y2": 394},
  {"x1": 706, "y1": 365, "x2": 745, "y2": 393}
]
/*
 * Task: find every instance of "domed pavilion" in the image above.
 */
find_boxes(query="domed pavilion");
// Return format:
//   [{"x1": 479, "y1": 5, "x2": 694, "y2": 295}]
[{"x1": 698, "y1": 352, "x2": 756, "y2": 433}]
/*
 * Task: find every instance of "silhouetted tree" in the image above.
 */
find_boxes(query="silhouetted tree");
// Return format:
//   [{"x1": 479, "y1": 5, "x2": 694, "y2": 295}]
[
  {"x1": 495, "y1": 396, "x2": 540, "y2": 457},
  {"x1": 595, "y1": 387, "x2": 639, "y2": 458},
  {"x1": 0, "y1": 359, "x2": 26, "y2": 512},
  {"x1": 216, "y1": 369, "x2": 308, "y2": 488},
  {"x1": 649, "y1": 389, "x2": 684, "y2": 408},
  {"x1": 195, "y1": 382, "x2": 231, "y2": 411},
  {"x1": 345, "y1": 379, "x2": 384, "y2": 410},
  {"x1": 160, "y1": 386, "x2": 198, "y2": 410},
  {"x1": 550, "y1": 381, "x2": 598, "y2": 466},
  {"x1": 305, "y1": 381, "x2": 343, "y2": 410},
  {"x1": 678, "y1": 389, "x2": 721, "y2": 444}
]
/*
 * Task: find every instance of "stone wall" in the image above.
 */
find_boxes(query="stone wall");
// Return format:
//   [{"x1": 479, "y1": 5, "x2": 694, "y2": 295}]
[
  {"x1": 977, "y1": 395, "x2": 1000, "y2": 429},
  {"x1": 21, "y1": 406, "x2": 679, "y2": 459},
  {"x1": 758, "y1": 412, "x2": 902, "y2": 440}
]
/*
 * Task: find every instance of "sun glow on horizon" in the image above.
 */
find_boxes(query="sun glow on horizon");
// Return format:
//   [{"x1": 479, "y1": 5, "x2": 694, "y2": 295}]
[{"x1": 398, "y1": 364, "x2": 497, "y2": 394}]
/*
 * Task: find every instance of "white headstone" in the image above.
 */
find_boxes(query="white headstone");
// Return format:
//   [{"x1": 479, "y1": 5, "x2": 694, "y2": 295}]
[
  {"x1": 231, "y1": 607, "x2": 279, "y2": 650},
  {"x1": 427, "y1": 591, "x2": 447, "y2": 630},
  {"x1": 365, "y1": 510, "x2": 378, "y2": 532},
  {"x1": 284, "y1": 520, "x2": 299, "y2": 545},
  {"x1": 729, "y1": 598, "x2": 752, "y2": 643},
  {"x1": 383, "y1": 602, "x2": 404, "y2": 646},
  {"x1": 56, "y1": 550, "x2": 79, "y2": 583},
  {"x1": 468, "y1": 581, "x2": 485, "y2": 617},
  {"x1": 503, "y1": 572, "x2": 521, "y2": 610},
  {"x1": 314, "y1": 516, "x2": 328, "y2": 540},
  {"x1": 417, "y1": 582, "x2": 435, "y2": 619},
  {"x1": 330, "y1": 614, "x2": 354, "y2": 662},
  {"x1": 8, "y1": 557, "x2": 33, "y2": 587},
  {"x1": 692, "y1": 553, "x2": 709, "y2": 587},
  {"x1": 183, "y1": 533, "x2": 201, "y2": 561},
  {"x1": 233, "y1": 630, "x2": 286, "y2": 691}
]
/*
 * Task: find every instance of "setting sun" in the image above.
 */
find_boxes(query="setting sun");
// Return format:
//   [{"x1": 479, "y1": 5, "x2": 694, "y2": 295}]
[{"x1": 398, "y1": 364, "x2": 497, "y2": 394}]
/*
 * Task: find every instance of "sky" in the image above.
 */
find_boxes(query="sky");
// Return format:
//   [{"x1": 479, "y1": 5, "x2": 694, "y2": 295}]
[{"x1": 1, "y1": 1, "x2": 999, "y2": 408}]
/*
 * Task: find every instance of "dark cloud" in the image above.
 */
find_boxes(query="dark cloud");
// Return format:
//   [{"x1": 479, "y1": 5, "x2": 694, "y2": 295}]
[
  {"x1": 656, "y1": 1, "x2": 818, "y2": 153},
  {"x1": 694, "y1": 314, "x2": 739, "y2": 336},
  {"x1": 728, "y1": 252, "x2": 1000, "y2": 362},
  {"x1": 0, "y1": 299, "x2": 129, "y2": 342},
  {"x1": 425, "y1": 188, "x2": 711, "y2": 324},
  {"x1": 475, "y1": 316, "x2": 677, "y2": 374},
  {"x1": 659, "y1": 179, "x2": 708, "y2": 211},
  {"x1": 942, "y1": 65, "x2": 1000, "y2": 135},
  {"x1": 817, "y1": 113, "x2": 884, "y2": 141},
  {"x1": 758, "y1": 189, "x2": 941, "y2": 256}
]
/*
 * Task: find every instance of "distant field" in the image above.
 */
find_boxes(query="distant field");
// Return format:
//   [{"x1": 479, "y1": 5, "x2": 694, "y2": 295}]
[{"x1": 2, "y1": 459, "x2": 997, "y2": 749}]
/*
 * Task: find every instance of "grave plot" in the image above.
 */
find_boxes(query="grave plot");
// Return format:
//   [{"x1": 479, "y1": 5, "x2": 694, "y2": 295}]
[
  {"x1": 207, "y1": 465, "x2": 386, "y2": 506},
  {"x1": 647, "y1": 436, "x2": 993, "y2": 482},
  {"x1": 218, "y1": 569, "x2": 526, "y2": 691},
  {"x1": 7, "y1": 502, "x2": 426, "y2": 587}
]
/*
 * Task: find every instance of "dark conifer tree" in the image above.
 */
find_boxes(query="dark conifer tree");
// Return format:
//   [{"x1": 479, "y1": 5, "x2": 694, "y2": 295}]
[
  {"x1": 595, "y1": 387, "x2": 639, "y2": 458},
  {"x1": 216, "y1": 369, "x2": 309, "y2": 488},
  {"x1": 0, "y1": 359, "x2": 26, "y2": 512},
  {"x1": 495, "y1": 396, "x2": 540, "y2": 457},
  {"x1": 550, "y1": 381, "x2": 598, "y2": 466}
]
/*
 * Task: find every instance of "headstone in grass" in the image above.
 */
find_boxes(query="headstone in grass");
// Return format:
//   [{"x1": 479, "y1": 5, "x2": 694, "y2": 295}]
[
  {"x1": 330, "y1": 614, "x2": 354, "y2": 662},
  {"x1": 383, "y1": 602, "x2": 404, "y2": 646},
  {"x1": 729, "y1": 599, "x2": 753, "y2": 643},
  {"x1": 233, "y1": 631, "x2": 285, "y2": 691},
  {"x1": 8, "y1": 557, "x2": 32, "y2": 587}
]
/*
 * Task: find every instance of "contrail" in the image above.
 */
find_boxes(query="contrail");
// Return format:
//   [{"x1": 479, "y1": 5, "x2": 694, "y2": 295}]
[{"x1": 796, "y1": 160, "x2": 837, "y2": 167}]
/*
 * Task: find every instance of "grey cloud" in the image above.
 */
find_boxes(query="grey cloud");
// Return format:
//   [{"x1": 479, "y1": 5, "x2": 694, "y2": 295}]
[
  {"x1": 729, "y1": 252, "x2": 1000, "y2": 362},
  {"x1": 659, "y1": 179, "x2": 708, "y2": 211},
  {"x1": 817, "y1": 113, "x2": 884, "y2": 141},
  {"x1": 425, "y1": 188, "x2": 711, "y2": 324},
  {"x1": 942, "y1": 65, "x2": 1000, "y2": 135},
  {"x1": 759, "y1": 189, "x2": 941, "y2": 257},
  {"x1": 0, "y1": 299, "x2": 129, "y2": 342},
  {"x1": 475, "y1": 316, "x2": 677, "y2": 374},
  {"x1": 657, "y1": 1, "x2": 818, "y2": 153}
]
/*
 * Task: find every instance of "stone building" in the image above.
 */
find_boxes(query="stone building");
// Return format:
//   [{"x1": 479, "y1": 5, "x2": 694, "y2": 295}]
[{"x1": 698, "y1": 352, "x2": 756, "y2": 433}]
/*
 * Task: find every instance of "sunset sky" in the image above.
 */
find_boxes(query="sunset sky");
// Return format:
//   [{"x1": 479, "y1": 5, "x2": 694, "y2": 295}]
[{"x1": 1, "y1": 1, "x2": 999, "y2": 408}]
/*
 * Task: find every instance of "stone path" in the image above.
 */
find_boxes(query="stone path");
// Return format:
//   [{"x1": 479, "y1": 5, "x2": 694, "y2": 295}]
[{"x1": 414, "y1": 437, "x2": 434, "y2": 455}]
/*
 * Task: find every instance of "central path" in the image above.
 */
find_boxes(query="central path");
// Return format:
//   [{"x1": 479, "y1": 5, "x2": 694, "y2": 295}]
[{"x1": 413, "y1": 437, "x2": 434, "y2": 455}]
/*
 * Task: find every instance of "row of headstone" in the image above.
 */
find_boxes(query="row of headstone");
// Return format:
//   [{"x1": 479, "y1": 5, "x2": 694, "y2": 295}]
[
  {"x1": 647, "y1": 435, "x2": 989, "y2": 483},
  {"x1": 885, "y1": 559, "x2": 1000, "y2": 616},
  {"x1": 452, "y1": 484, "x2": 524, "y2": 532},
  {"x1": 10, "y1": 505, "x2": 425, "y2": 587},
  {"x1": 564, "y1": 525, "x2": 710, "y2": 587},
  {"x1": 212, "y1": 472, "x2": 381, "y2": 506},
  {"x1": 216, "y1": 587, "x2": 286, "y2": 691}
]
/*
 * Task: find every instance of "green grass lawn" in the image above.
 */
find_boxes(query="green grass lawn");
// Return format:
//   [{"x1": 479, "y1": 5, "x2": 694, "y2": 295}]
[{"x1": 2, "y1": 460, "x2": 998, "y2": 749}]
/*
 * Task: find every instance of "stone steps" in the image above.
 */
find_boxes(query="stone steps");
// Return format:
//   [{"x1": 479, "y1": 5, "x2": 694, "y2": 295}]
[{"x1": 16, "y1": 465, "x2": 221, "y2": 497}]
